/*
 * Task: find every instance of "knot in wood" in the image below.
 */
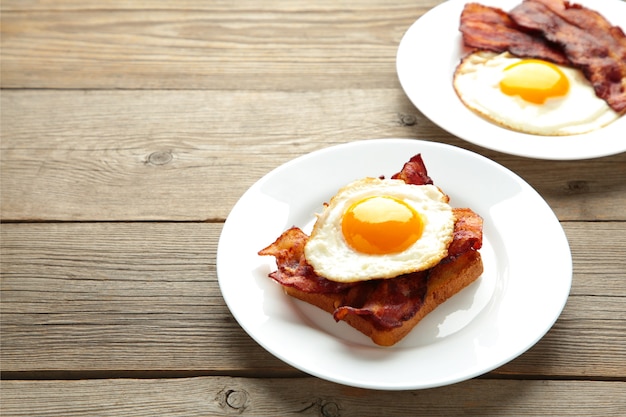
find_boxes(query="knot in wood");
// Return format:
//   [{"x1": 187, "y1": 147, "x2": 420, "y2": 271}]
[
  {"x1": 321, "y1": 401, "x2": 340, "y2": 417},
  {"x1": 399, "y1": 113, "x2": 417, "y2": 126},
  {"x1": 225, "y1": 389, "x2": 248, "y2": 410},
  {"x1": 566, "y1": 180, "x2": 589, "y2": 193},
  {"x1": 147, "y1": 151, "x2": 173, "y2": 166}
]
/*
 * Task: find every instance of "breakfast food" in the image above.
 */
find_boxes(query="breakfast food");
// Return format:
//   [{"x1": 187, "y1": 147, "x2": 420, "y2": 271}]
[
  {"x1": 304, "y1": 178, "x2": 455, "y2": 282},
  {"x1": 459, "y1": 2, "x2": 570, "y2": 65},
  {"x1": 454, "y1": 0, "x2": 625, "y2": 135},
  {"x1": 509, "y1": 0, "x2": 626, "y2": 113},
  {"x1": 258, "y1": 154, "x2": 484, "y2": 346},
  {"x1": 453, "y1": 51, "x2": 620, "y2": 135}
]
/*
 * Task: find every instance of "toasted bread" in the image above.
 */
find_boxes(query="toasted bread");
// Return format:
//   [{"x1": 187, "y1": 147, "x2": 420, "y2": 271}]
[{"x1": 284, "y1": 250, "x2": 483, "y2": 346}]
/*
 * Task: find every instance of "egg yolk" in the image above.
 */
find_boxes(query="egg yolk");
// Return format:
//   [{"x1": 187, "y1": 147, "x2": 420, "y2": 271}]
[
  {"x1": 500, "y1": 59, "x2": 569, "y2": 104},
  {"x1": 341, "y1": 196, "x2": 423, "y2": 255}
]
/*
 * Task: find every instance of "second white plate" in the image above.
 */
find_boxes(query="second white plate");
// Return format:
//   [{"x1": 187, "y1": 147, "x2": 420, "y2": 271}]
[{"x1": 396, "y1": 0, "x2": 626, "y2": 160}]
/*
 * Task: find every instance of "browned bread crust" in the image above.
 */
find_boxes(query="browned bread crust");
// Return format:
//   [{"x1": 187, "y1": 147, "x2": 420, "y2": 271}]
[{"x1": 284, "y1": 250, "x2": 483, "y2": 346}]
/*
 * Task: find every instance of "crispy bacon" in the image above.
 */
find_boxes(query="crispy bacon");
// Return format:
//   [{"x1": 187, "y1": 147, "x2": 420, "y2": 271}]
[
  {"x1": 445, "y1": 208, "x2": 483, "y2": 262},
  {"x1": 459, "y1": 3, "x2": 570, "y2": 65},
  {"x1": 390, "y1": 153, "x2": 433, "y2": 185},
  {"x1": 509, "y1": 0, "x2": 626, "y2": 113},
  {"x1": 258, "y1": 227, "x2": 356, "y2": 293},
  {"x1": 333, "y1": 270, "x2": 429, "y2": 329}
]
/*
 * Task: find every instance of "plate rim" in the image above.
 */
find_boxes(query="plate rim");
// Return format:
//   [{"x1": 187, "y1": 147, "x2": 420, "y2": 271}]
[
  {"x1": 395, "y1": 0, "x2": 626, "y2": 160},
  {"x1": 217, "y1": 138, "x2": 573, "y2": 390}
]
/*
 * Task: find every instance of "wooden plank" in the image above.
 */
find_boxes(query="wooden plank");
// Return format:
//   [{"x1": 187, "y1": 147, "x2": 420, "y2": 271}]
[
  {"x1": 565, "y1": 222, "x2": 626, "y2": 297},
  {"x1": 2, "y1": 0, "x2": 439, "y2": 11},
  {"x1": 0, "y1": 1, "x2": 438, "y2": 90},
  {"x1": 2, "y1": 90, "x2": 625, "y2": 222},
  {"x1": 0, "y1": 222, "x2": 288, "y2": 374},
  {"x1": 1, "y1": 222, "x2": 624, "y2": 377},
  {"x1": 1, "y1": 377, "x2": 625, "y2": 417}
]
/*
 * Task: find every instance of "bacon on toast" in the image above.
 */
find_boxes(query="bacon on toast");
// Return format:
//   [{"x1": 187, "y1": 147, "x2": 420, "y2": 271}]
[{"x1": 258, "y1": 154, "x2": 484, "y2": 346}]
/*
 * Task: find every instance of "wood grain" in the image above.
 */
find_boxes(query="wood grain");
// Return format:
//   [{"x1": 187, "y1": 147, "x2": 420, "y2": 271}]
[
  {"x1": 2, "y1": 377, "x2": 625, "y2": 416},
  {"x1": 2, "y1": 90, "x2": 625, "y2": 222},
  {"x1": 1, "y1": 0, "x2": 441, "y2": 10},
  {"x1": 1, "y1": 0, "x2": 625, "y2": 414},
  {"x1": 0, "y1": 1, "x2": 439, "y2": 90},
  {"x1": 2, "y1": 222, "x2": 624, "y2": 377}
]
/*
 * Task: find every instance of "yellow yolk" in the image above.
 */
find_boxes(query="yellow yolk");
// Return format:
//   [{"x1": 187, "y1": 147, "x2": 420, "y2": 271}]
[
  {"x1": 341, "y1": 196, "x2": 423, "y2": 255},
  {"x1": 500, "y1": 59, "x2": 570, "y2": 104}
]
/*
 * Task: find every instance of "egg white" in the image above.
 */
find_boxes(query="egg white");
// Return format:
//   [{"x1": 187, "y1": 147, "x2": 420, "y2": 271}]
[
  {"x1": 453, "y1": 51, "x2": 621, "y2": 136},
  {"x1": 304, "y1": 178, "x2": 455, "y2": 283}
]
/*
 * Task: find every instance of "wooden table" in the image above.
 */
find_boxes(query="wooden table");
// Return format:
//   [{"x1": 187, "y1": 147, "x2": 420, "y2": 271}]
[{"x1": 1, "y1": 1, "x2": 625, "y2": 415}]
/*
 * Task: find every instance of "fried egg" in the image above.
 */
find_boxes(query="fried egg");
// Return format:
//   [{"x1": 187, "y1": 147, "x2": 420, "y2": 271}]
[
  {"x1": 303, "y1": 177, "x2": 455, "y2": 283},
  {"x1": 453, "y1": 51, "x2": 621, "y2": 136}
]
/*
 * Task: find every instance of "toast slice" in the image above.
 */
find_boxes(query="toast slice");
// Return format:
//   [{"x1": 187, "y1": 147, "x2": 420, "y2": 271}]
[{"x1": 284, "y1": 249, "x2": 483, "y2": 346}]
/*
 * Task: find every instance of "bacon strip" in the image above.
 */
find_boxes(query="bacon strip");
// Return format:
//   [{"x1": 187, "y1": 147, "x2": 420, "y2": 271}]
[
  {"x1": 333, "y1": 270, "x2": 429, "y2": 329},
  {"x1": 390, "y1": 153, "x2": 433, "y2": 185},
  {"x1": 509, "y1": 0, "x2": 626, "y2": 113},
  {"x1": 258, "y1": 227, "x2": 356, "y2": 294},
  {"x1": 459, "y1": 3, "x2": 570, "y2": 65},
  {"x1": 445, "y1": 208, "x2": 483, "y2": 262}
]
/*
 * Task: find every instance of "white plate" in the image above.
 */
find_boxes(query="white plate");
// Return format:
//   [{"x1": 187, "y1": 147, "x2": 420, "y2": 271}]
[
  {"x1": 217, "y1": 139, "x2": 572, "y2": 390},
  {"x1": 396, "y1": 0, "x2": 626, "y2": 160}
]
